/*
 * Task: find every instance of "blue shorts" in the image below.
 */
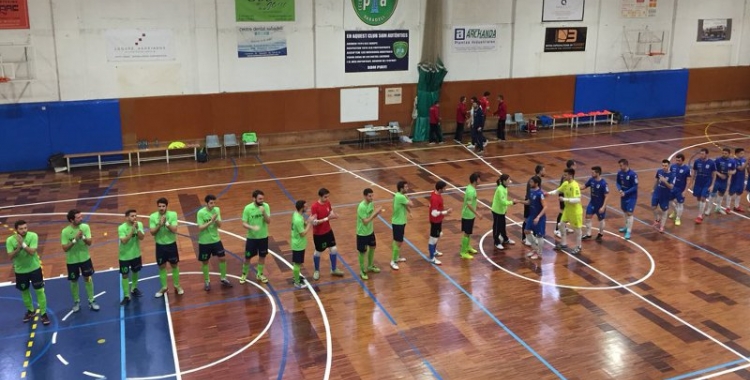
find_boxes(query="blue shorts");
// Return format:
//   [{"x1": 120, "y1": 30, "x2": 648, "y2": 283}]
[
  {"x1": 712, "y1": 180, "x2": 728, "y2": 195},
  {"x1": 729, "y1": 181, "x2": 744, "y2": 196},
  {"x1": 693, "y1": 183, "x2": 711, "y2": 199},
  {"x1": 669, "y1": 187, "x2": 686, "y2": 203},
  {"x1": 620, "y1": 197, "x2": 636, "y2": 213},
  {"x1": 651, "y1": 190, "x2": 670, "y2": 211},
  {"x1": 524, "y1": 214, "x2": 546, "y2": 237},
  {"x1": 586, "y1": 203, "x2": 606, "y2": 220}
]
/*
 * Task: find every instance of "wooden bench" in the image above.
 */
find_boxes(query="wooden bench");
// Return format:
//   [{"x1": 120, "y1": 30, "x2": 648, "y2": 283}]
[{"x1": 64, "y1": 143, "x2": 200, "y2": 172}]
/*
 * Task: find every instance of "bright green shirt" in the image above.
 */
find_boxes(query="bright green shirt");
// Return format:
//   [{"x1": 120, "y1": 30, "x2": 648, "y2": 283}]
[
  {"x1": 491, "y1": 184, "x2": 513, "y2": 215},
  {"x1": 118, "y1": 221, "x2": 144, "y2": 261},
  {"x1": 392, "y1": 192, "x2": 409, "y2": 225},
  {"x1": 290, "y1": 211, "x2": 307, "y2": 251},
  {"x1": 149, "y1": 210, "x2": 178, "y2": 245},
  {"x1": 197, "y1": 207, "x2": 222, "y2": 244},
  {"x1": 557, "y1": 180, "x2": 583, "y2": 212},
  {"x1": 462, "y1": 184, "x2": 478, "y2": 219},
  {"x1": 61, "y1": 224, "x2": 92, "y2": 264},
  {"x1": 6, "y1": 232, "x2": 40, "y2": 274},
  {"x1": 242, "y1": 202, "x2": 270, "y2": 239},
  {"x1": 357, "y1": 200, "x2": 375, "y2": 236}
]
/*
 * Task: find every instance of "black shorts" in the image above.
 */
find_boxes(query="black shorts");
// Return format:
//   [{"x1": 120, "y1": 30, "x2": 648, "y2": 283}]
[
  {"x1": 67, "y1": 259, "x2": 95, "y2": 281},
  {"x1": 392, "y1": 224, "x2": 406, "y2": 242},
  {"x1": 313, "y1": 230, "x2": 336, "y2": 252},
  {"x1": 559, "y1": 200, "x2": 565, "y2": 210},
  {"x1": 292, "y1": 250, "x2": 305, "y2": 264},
  {"x1": 523, "y1": 204, "x2": 530, "y2": 218},
  {"x1": 356, "y1": 233, "x2": 376, "y2": 252},
  {"x1": 198, "y1": 241, "x2": 226, "y2": 261},
  {"x1": 119, "y1": 256, "x2": 143, "y2": 275},
  {"x1": 461, "y1": 218, "x2": 475, "y2": 235},
  {"x1": 155, "y1": 242, "x2": 180, "y2": 266},
  {"x1": 15, "y1": 268, "x2": 44, "y2": 291},
  {"x1": 430, "y1": 222, "x2": 442, "y2": 238},
  {"x1": 245, "y1": 238, "x2": 269, "y2": 259}
]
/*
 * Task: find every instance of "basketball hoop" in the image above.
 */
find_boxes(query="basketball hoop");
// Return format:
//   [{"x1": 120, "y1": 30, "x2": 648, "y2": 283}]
[{"x1": 648, "y1": 52, "x2": 665, "y2": 64}]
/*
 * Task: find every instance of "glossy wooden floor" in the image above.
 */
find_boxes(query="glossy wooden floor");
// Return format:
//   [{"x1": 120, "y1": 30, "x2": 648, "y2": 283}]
[{"x1": 3, "y1": 110, "x2": 750, "y2": 380}]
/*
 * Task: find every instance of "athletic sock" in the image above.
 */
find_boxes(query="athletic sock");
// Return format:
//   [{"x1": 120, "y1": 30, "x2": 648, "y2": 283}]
[
  {"x1": 574, "y1": 228, "x2": 582, "y2": 248},
  {"x1": 660, "y1": 210, "x2": 668, "y2": 228},
  {"x1": 367, "y1": 247, "x2": 375, "y2": 267},
  {"x1": 242, "y1": 263, "x2": 250, "y2": 277},
  {"x1": 159, "y1": 268, "x2": 168, "y2": 289},
  {"x1": 35, "y1": 288, "x2": 47, "y2": 314},
  {"x1": 292, "y1": 263, "x2": 300, "y2": 283},
  {"x1": 391, "y1": 242, "x2": 400, "y2": 262},
  {"x1": 219, "y1": 261, "x2": 227, "y2": 279},
  {"x1": 428, "y1": 244, "x2": 436, "y2": 259},
  {"x1": 70, "y1": 281, "x2": 80, "y2": 303},
  {"x1": 559, "y1": 222, "x2": 567, "y2": 245},
  {"x1": 330, "y1": 252, "x2": 338, "y2": 271},
  {"x1": 21, "y1": 289, "x2": 33, "y2": 311},
  {"x1": 627, "y1": 216, "x2": 634, "y2": 233},
  {"x1": 585, "y1": 219, "x2": 592, "y2": 236},
  {"x1": 172, "y1": 267, "x2": 180, "y2": 287},
  {"x1": 460, "y1": 235, "x2": 469, "y2": 254},
  {"x1": 131, "y1": 272, "x2": 139, "y2": 289},
  {"x1": 599, "y1": 220, "x2": 606, "y2": 235},
  {"x1": 313, "y1": 251, "x2": 321, "y2": 271},
  {"x1": 202, "y1": 263, "x2": 210, "y2": 282},
  {"x1": 84, "y1": 280, "x2": 94, "y2": 302},
  {"x1": 257, "y1": 264, "x2": 264, "y2": 276},
  {"x1": 121, "y1": 277, "x2": 130, "y2": 297},
  {"x1": 358, "y1": 252, "x2": 366, "y2": 273},
  {"x1": 676, "y1": 203, "x2": 684, "y2": 218}
]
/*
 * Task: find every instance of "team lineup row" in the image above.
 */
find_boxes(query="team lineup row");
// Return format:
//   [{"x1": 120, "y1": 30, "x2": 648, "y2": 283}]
[{"x1": 6, "y1": 147, "x2": 748, "y2": 324}]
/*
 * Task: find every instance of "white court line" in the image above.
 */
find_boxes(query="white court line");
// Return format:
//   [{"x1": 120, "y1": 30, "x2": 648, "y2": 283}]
[
  {"x1": 61, "y1": 291, "x2": 106, "y2": 322},
  {"x1": 83, "y1": 371, "x2": 106, "y2": 379},
  {"x1": 52, "y1": 332, "x2": 57, "y2": 344},
  {"x1": 163, "y1": 293, "x2": 182, "y2": 380},
  {"x1": 56, "y1": 354, "x2": 68, "y2": 365}
]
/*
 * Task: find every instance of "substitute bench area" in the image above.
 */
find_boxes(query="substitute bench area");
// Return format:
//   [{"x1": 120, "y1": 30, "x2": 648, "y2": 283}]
[{"x1": 63, "y1": 144, "x2": 200, "y2": 173}]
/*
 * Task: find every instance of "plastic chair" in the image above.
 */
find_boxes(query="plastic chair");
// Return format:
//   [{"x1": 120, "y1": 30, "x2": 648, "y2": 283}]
[
  {"x1": 363, "y1": 124, "x2": 380, "y2": 146},
  {"x1": 223, "y1": 134, "x2": 240, "y2": 158},
  {"x1": 388, "y1": 121, "x2": 402, "y2": 144},
  {"x1": 242, "y1": 132, "x2": 261, "y2": 156},
  {"x1": 205, "y1": 134, "x2": 223, "y2": 158},
  {"x1": 505, "y1": 117, "x2": 517, "y2": 134},
  {"x1": 514, "y1": 113, "x2": 528, "y2": 132}
]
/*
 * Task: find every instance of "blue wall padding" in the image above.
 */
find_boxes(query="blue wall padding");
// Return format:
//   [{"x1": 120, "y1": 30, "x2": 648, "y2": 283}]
[
  {"x1": 574, "y1": 69, "x2": 688, "y2": 120},
  {"x1": 0, "y1": 100, "x2": 122, "y2": 172}
]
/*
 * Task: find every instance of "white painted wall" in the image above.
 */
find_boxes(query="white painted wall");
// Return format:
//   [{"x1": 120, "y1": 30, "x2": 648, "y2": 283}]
[{"x1": 0, "y1": 0, "x2": 748, "y2": 104}]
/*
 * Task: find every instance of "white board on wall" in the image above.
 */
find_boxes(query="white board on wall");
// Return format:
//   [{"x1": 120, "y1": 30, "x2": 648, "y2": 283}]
[{"x1": 340, "y1": 87, "x2": 379, "y2": 123}]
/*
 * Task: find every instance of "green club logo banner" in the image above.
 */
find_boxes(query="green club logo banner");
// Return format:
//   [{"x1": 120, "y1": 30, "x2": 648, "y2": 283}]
[
  {"x1": 392, "y1": 41, "x2": 408, "y2": 58},
  {"x1": 351, "y1": 0, "x2": 398, "y2": 26}
]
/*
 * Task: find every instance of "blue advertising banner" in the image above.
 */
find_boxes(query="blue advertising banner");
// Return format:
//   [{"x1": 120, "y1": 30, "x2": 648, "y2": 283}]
[{"x1": 345, "y1": 29, "x2": 409, "y2": 73}]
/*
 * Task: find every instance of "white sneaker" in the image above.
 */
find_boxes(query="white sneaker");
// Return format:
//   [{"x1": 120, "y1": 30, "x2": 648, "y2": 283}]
[
  {"x1": 566, "y1": 227, "x2": 574, "y2": 233},
  {"x1": 524, "y1": 240, "x2": 532, "y2": 247},
  {"x1": 466, "y1": 144, "x2": 475, "y2": 149},
  {"x1": 397, "y1": 257, "x2": 407, "y2": 262},
  {"x1": 495, "y1": 244, "x2": 504, "y2": 250},
  {"x1": 717, "y1": 207, "x2": 727, "y2": 215},
  {"x1": 434, "y1": 250, "x2": 444, "y2": 257},
  {"x1": 390, "y1": 261, "x2": 399, "y2": 270},
  {"x1": 483, "y1": 141, "x2": 489, "y2": 147},
  {"x1": 429, "y1": 258, "x2": 442, "y2": 265},
  {"x1": 505, "y1": 239, "x2": 516, "y2": 245},
  {"x1": 554, "y1": 230, "x2": 562, "y2": 238}
]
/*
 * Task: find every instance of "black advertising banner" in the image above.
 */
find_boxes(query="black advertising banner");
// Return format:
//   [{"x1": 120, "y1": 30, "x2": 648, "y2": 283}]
[
  {"x1": 544, "y1": 27, "x2": 587, "y2": 52},
  {"x1": 345, "y1": 29, "x2": 409, "y2": 73}
]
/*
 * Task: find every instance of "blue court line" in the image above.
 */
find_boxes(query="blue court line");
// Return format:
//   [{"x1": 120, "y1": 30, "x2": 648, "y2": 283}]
[
  {"x1": 84, "y1": 168, "x2": 124, "y2": 222},
  {"x1": 666, "y1": 359, "x2": 746, "y2": 380},
  {"x1": 376, "y1": 214, "x2": 566, "y2": 379},
  {"x1": 120, "y1": 279, "x2": 127, "y2": 380},
  {"x1": 259, "y1": 159, "x2": 442, "y2": 380},
  {"x1": 183, "y1": 157, "x2": 239, "y2": 218}
]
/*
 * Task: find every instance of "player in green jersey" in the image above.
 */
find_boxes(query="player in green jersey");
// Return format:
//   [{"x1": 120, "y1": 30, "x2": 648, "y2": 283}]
[
  {"x1": 150, "y1": 198, "x2": 182, "y2": 297},
  {"x1": 7, "y1": 220, "x2": 49, "y2": 325},
  {"x1": 356, "y1": 188, "x2": 385, "y2": 279},
  {"x1": 241, "y1": 190, "x2": 272, "y2": 284},
  {"x1": 390, "y1": 181, "x2": 413, "y2": 270},
  {"x1": 460, "y1": 173, "x2": 483, "y2": 259},
  {"x1": 117, "y1": 209, "x2": 145, "y2": 305},
  {"x1": 61, "y1": 209, "x2": 100, "y2": 312},
  {"x1": 197, "y1": 195, "x2": 232, "y2": 291},
  {"x1": 290, "y1": 200, "x2": 314, "y2": 288}
]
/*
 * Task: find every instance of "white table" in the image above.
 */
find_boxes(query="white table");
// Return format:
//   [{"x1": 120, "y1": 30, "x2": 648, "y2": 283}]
[{"x1": 356, "y1": 126, "x2": 400, "y2": 147}]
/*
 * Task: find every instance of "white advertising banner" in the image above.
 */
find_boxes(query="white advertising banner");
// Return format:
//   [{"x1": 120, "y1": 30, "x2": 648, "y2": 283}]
[
  {"x1": 105, "y1": 29, "x2": 175, "y2": 62},
  {"x1": 452, "y1": 25, "x2": 497, "y2": 53},
  {"x1": 542, "y1": 0, "x2": 585, "y2": 22}
]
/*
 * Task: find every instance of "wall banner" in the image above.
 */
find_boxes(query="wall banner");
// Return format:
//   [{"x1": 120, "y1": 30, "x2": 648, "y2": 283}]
[
  {"x1": 235, "y1": 0, "x2": 295, "y2": 22},
  {"x1": 542, "y1": 0, "x2": 584, "y2": 22},
  {"x1": 544, "y1": 27, "x2": 587, "y2": 52},
  {"x1": 237, "y1": 26, "x2": 288, "y2": 57},
  {"x1": 350, "y1": 0, "x2": 398, "y2": 26},
  {"x1": 452, "y1": 25, "x2": 497, "y2": 53},
  {"x1": 697, "y1": 19, "x2": 731, "y2": 42},
  {"x1": 345, "y1": 29, "x2": 409, "y2": 73},
  {"x1": 105, "y1": 30, "x2": 175, "y2": 62},
  {"x1": 0, "y1": 0, "x2": 29, "y2": 29}
]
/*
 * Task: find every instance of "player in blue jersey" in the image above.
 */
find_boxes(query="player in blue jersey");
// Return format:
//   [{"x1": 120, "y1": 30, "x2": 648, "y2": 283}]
[
  {"x1": 689, "y1": 148, "x2": 716, "y2": 224},
  {"x1": 711, "y1": 147, "x2": 736, "y2": 215},
  {"x1": 729, "y1": 148, "x2": 747, "y2": 212},
  {"x1": 616, "y1": 159, "x2": 638, "y2": 240},
  {"x1": 521, "y1": 176, "x2": 547, "y2": 260},
  {"x1": 667, "y1": 153, "x2": 691, "y2": 226},
  {"x1": 582, "y1": 166, "x2": 609, "y2": 241},
  {"x1": 651, "y1": 159, "x2": 673, "y2": 233}
]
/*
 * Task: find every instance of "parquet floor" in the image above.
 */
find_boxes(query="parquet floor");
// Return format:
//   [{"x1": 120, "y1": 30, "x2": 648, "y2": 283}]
[{"x1": 2, "y1": 109, "x2": 750, "y2": 379}]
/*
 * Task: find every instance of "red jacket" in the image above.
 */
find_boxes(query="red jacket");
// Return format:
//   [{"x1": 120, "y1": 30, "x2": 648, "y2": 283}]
[
  {"x1": 493, "y1": 101, "x2": 507, "y2": 119},
  {"x1": 456, "y1": 102, "x2": 467, "y2": 123},
  {"x1": 429, "y1": 105, "x2": 440, "y2": 124}
]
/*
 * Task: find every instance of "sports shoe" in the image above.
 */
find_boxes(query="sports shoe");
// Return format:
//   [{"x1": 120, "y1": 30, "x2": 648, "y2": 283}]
[
  {"x1": 429, "y1": 258, "x2": 442, "y2": 265},
  {"x1": 504, "y1": 239, "x2": 516, "y2": 245},
  {"x1": 175, "y1": 286, "x2": 184, "y2": 295},
  {"x1": 523, "y1": 240, "x2": 532, "y2": 247},
  {"x1": 571, "y1": 247, "x2": 582, "y2": 255},
  {"x1": 313, "y1": 270, "x2": 320, "y2": 281},
  {"x1": 695, "y1": 216, "x2": 703, "y2": 224},
  {"x1": 23, "y1": 310, "x2": 35, "y2": 323},
  {"x1": 155, "y1": 287, "x2": 168, "y2": 298},
  {"x1": 434, "y1": 250, "x2": 444, "y2": 257},
  {"x1": 525, "y1": 251, "x2": 536, "y2": 258},
  {"x1": 554, "y1": 243, "x2": 568, "y2": 251},
  {"x1": 581, "y1": 234, "x2": 592, "y2": 240},
  {"x1": 554, "y1": 230, "x2": 562, "y2": 238},
  {"x1": 397, "y1": 257, "x2": 407, "y2": 262},
  {"x1": 467, "y1": 247, "x2": 478, "y2": 254},
  {"x1": 256, "y1": 273, "x2": 269, "y2": 283},
  {"x1": 717, "y1": 207, "x2": 727, "y2": 215},
  {"x1": 120, "y1": 297, "x2": 131, "y2": 306},
  {"x1": 71, "y1": 301, "x2": 80, "y2": 313},
  {"x1": 438, "y1": 141, "x2": 445, "y2": 145},
  {"x1": 428, "y1": 142, "x2": 436, "y2": 145},
  {"x1": 725, "y1": 207, "x2": 732, "y2": 214},
  {"x1": 658, "y1": 226, "x2": 664, "y2": 233},
  {"x1": 675, "y1": 218, "x2": 681, "y2": 226},
  {"x1": 40, "y1": 313, "x2": 50, "y2": 326},
  {"x1": 89, "y1": 301, "x2": 100, "y2": 311},
  {"x1": 595, "y1": 233, "x2": 603, "y2": 241},
  {"x1": 459, "y1": 252, "x2": 474, "y2": 260},
  {"x1": 483, "y1": 140, "x2": 489, "y2": 148},
  {"x1": 204, "y1": 281, "x2": 211, "y2": 291},
  {"x1": 294, "y1": 282, "x2": 306, "y2": 289},
  {"x1": 477, "y1": 151, "x2": 484, "y2": 156},
  {"x1": 466, "y1": 144, "x2": 475, "y2": 149},
  {"x1": 239, "y1": 274, "x2": 247, "y2": 284},
  {"x1": 624, "y1": 231, "x2": 631, "y2": 240},
  {"x1": 734, "y1": 206, "x2": 745, "y2": 213},
  {"x1": 390, "y1": 261, "x2": 400, "y2": 270},
  {"x1": 360, "y1": 271, "x2": 369, "y2": 280},
  {"x1": 131, "y1": 288, "x2": 143, "y2": 297},
  {"x1": 618, "y1": 227, "x2": 627, "y2": 233},
  {"x1": 495, "y1": 244, "x2": 504, "y2": 250},
  {"x1": 668, "y1": 212, "x2": 676, "y2": 219},
  {"x1": 368, "y1": 265, "x2": 381, "y2": 273},
  {"x1": 220, "y1": 278, "x2": 233, "y2": 288},
  {"x1": 528, "y1": 253, "x2": 540, "y2": 260},
  {"x1": 566, "y1": 228, "x2": 574, "y2": 233},
  {"x1": 331, "y1": 269, "x2": 345, "y2": 277}
]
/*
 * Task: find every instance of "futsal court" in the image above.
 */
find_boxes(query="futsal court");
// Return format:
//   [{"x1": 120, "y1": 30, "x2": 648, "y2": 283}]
[{"x1": 2, "y1": 110, "x2": 750, "y2": 379}]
